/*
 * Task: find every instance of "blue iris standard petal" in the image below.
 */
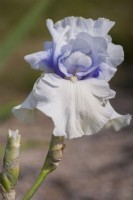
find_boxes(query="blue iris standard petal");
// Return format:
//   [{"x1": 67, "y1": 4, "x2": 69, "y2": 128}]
[
  {"x1": 24, "y1": 17, "x2": 124, "y2": 82},
  {"x1": 54, "y1": 55, "x2": 66, "y2": 78},
  {"x1": 43, "y1": 51, "x2": 65, "y2": 78},
  {"x1": 45, "y1": 48, "x2": 100, "y2": 80},
  {"x1": 54, "y1": 65, "x2": 65, "y2": 78},
  {"x1": 51, "y1": 33, "x2": 108, "y2": 79},
  {"x1": 92, "y1": 68, "x2": 100, "y2": 78},
  {"x1": 42, "y1": 55, "x2": 53, "y2": 69},
  {"x1": 81, "y1": 67, "x2": 100, "y2": 80},
  {"x1": 41, "y1": 31, "x2": 109, "y2": 80}
]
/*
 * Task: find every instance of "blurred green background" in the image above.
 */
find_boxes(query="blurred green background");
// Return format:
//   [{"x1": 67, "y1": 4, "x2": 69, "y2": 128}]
[{"x1": 0, "y1": 0, "x2": 133, "y2": 119}]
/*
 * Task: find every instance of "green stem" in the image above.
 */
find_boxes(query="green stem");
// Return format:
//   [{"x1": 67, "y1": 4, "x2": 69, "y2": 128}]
[
  {"x1": 22, "y1": 135, "x2": 65, "y2": 200},
  {"x1": 22, "y1": 168, "x2": 50, "y2": 200}
]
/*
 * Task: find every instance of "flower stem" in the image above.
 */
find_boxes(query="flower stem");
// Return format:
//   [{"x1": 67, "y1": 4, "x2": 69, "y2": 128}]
[{"x1": 22, "y1": 135, "x2": 65, "y2": 200}]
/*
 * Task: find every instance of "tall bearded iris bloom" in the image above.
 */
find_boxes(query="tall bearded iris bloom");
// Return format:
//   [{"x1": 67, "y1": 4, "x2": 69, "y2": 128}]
[{"x1": 12, "y1": 17, "x2": 131, "y2": 139}]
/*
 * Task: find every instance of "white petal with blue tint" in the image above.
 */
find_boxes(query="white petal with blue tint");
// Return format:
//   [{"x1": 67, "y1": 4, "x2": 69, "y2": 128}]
[
  {"x1": 24, "y1": 51, "x2": 53, "y2": 72},
  {"x1": 61, "y1": 52, "x2": 92, "y2": 77},
  {"x1": 54, "y1": 17, "x2": 115, "y2": 39},
  {"x1": 99, "y1": 63, "x2": 117, "y2": 81},
  {"x1": 13, "y1": 74, "x2": 130, "y2": 139},
  {"x1": 12, "y1": 92, "x2": 37, "y2": 123},
  {"x1": 93, "y1": 18, "x2": 115, "y2": 37},
  {"x1": 105, "y1": 102, "x2": 132, "y2": 131},
  {"x1": 107, "y1": 43, "x2": 124, "y2": 67},
  {"x1": 46, "y1": 19, "x2": 70, "y2": 63},
  {"x1": 77, "y1": 33, "x2": 108, "y2": 63}
]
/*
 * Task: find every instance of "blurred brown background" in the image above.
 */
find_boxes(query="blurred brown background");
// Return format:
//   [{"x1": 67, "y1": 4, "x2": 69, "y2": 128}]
[{"x1": 0, "y1": 0, "x2": 133, "y2": 199}]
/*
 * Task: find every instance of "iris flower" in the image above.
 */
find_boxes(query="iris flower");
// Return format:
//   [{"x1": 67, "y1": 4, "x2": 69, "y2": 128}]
[{"x1": 12, "y1": 17, "x2": 131, "y2": 139}]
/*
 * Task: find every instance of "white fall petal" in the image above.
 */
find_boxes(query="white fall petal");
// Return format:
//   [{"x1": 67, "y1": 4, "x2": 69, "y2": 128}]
[
  {"x1": 105, "y1": 102, "x2": 131, "y2": 131},
  {"x1": 12, "y1": 92, "x2": 37, "y2": 123},
  {"x1": 12, "y1": 74, "x2": 131, "y2": 139}
]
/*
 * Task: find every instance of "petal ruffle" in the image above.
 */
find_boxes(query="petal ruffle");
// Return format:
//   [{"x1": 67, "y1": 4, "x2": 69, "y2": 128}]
[
  {"x1": 99, "y1": 62, "x2": 117, "y2": 81},
  {"x1": 105, "y1": 102, "x2": 132, "y2": 131},
  {"x1": 107, "y1": 43, "x2": 124, "y2": 67},
  {"x1": 93, "y1": 18, "x2": 115, "y2": 37},
  {"x1": 13, "y1": 74, "x2": 117, "y2": 139},
  {"x1": 24, "y1": 50, "x2": 54, "y2": 72},
  {"x1": 12, "y1": 92, "x2": 37, "y2": 123},
  {"x1": 53, "y1": 17, "x2": 114, "y2": 39}
]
